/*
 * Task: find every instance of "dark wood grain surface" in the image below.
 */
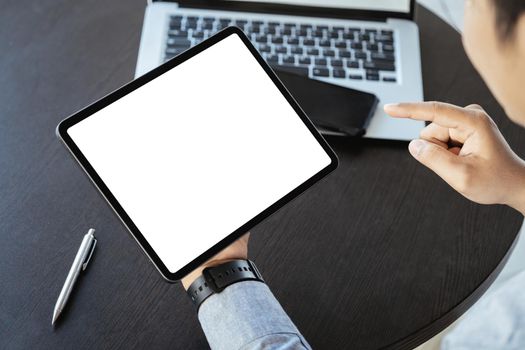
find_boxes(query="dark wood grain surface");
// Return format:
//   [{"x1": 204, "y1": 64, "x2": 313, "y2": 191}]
[{"x1": 1, "y1": 1, "x2": 524, "y2": 349}]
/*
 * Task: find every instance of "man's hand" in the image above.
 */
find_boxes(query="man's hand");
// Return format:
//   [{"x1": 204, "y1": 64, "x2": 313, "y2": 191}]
[
  {"x1": 384, "y1": 102, "x2": 525, "y2": 214},
  {"x1": 181, "y1": 233, "x2": 250, "y2": 290}
]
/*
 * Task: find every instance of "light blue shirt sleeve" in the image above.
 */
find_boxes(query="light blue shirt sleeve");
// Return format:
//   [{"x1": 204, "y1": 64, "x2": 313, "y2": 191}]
[
  {"x1": 198, "y1": 281, "x2": 312, "y2": 350},
  {"x1": 442, "y1": 269, "x2": 525, "y2": 350}
]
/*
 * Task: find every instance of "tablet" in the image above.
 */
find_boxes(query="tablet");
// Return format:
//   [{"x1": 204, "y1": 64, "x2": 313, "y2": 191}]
[{"x1": 57, "y1": 27, "x2": 338, "y2": 282}]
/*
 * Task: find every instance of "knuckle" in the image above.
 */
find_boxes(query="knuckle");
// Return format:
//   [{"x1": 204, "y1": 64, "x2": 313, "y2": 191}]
[
  {"x1": 429, "y1": 101, "x2": 441, "y2": 114},
  {"x1": 465, "y1": 103, "x2": 483, "y2": 111},
  {"x1": 475, "y1": 111, "x2": 496, "y2": 128}
]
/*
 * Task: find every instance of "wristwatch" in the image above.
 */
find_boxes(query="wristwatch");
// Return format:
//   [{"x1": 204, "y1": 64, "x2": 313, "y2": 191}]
[{"x1": 186, "y1": 259, "x2": 264, "y2": 309}]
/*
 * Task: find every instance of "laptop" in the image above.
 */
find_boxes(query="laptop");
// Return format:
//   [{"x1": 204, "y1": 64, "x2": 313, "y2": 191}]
[{"x1": 135, "y1": 0, "x2": 424, "y2": 141}]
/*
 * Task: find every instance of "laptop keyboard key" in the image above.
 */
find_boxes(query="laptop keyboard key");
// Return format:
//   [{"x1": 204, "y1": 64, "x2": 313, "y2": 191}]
[
  {"x1": 298, "y1": 56, "x2": 311, "y2": 65},
  {"x1": 287, "y1": 37, "x2": 299, "y2": 45},
  {"x1": 383, "y1": 44, "x2": 395, "y2": 52},
  {"x1": 354, "y1": 51, "x2": 367, "y2": 59},
  {"x1": 307, "y1": 48, "x2": 319, "y2": 56},
  {"x1": 368, "y1": 43, "x2": 379, "y2": 52},
  {"x1": 170, "y1": 21, "x2": 183, "y2": 30},
  {"x1": 339, "y1": 50, "x2": 351, "y2": 58},
  {"x1": 313, "y1": 67, "x2": 330, "y2": 77},
  {"x1": 249, "y1": 25, "x2": 261, "y2": 33},
  {"x1": 296, "y1": 29, "x2": 308, "y2": 37},
  {"x1": 371, "y1": 52, "x2": 395, "y2": 61},
  {"x1": 319, "y1": 39, "x2": 331, "y2": 47},
  {"x1": 343, "y1": 32, "x2": 354, "y2": 40},
  {"x1": 256, "y1": 35, "x2": 268, "y2": 43},
  {"x1": 329, "y1": 31, "x2": 339, "y2": 39},
  {"x1": 366, "y1": 71, "x2": 380, "y2": 80},
  {"x1": 333, "y1": 69, "x2": 346, "y2": 78},
  {"x1": 376, "y1": 34, "x2": 393, "y2": 43},
  {"x1": 291, "y1": 46, "x2": 303, "y2": 55},
  {"x1": 331, "y1": 59, "x2": 343, "y2": 67},
  {"x1": 323, "y1": 49, "x2": 335, "y2": 57},
  {"x1": 303, "y1": 39, "x2": 315, "y2": 46},
  {"x1": 347, "y1": 60, "x2": 359, "y2": 68},
  {"x1": 258, "y1": 44, "x2": 272, "y2": 53},
  {"x1": 193, "y1": 31, "x2": 204, "y2": 39},
  {"x1": 170, "y1": 18, "x2": 182, "y2": 26},
  {"x1": 349, "y1": 74, "x2": 363, "y2": 80},
  {"x1": 168, "y1": 30, "x2": 188, "y2": 38},
  {"x1": 167, "y1": 38, "x2": 191, "y2": 48},
  {"x1": 283, "y1": 55, "x2": 295, "y2": 64},
  {"x1": 165, "y1": 47, "x2": 183, "y2": 56},
  {"x1": 266, "y1": 55, "x2": 279, "y2": 63},
  {"x1": 273, "y1": 64, "x2": 309, "y2": 76},
  {"x1": 186, "y1": 21, "x2": 198, "y2": 29},
  {"x1": 364, "y1": 61, "x2": 395, "y2": 71},
  {"x1": 202, "y1": 22, "x2": 213, "y2": 30},
  {"x1": 315, "y1": 58, "x2": 327, "y2": 66},
  {"x1": 312, "y1": 29, "x2": 324, "y2": 38},
  {"x1": 359, "y1": 33, "x2": 370, "y2": 41}
]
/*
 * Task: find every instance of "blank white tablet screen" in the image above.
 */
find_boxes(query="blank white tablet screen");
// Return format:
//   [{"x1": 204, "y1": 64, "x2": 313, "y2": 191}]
[{"x1": 68, "y1": 33, "x2": 332, "y2": 273}]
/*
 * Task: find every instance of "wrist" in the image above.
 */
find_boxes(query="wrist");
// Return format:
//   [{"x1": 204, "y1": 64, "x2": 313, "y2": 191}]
[
  {"x1": 507, "y1": 159, "x2": 525, "y2": 216},
  {"x1": 181, "y1": 233, "x2": 250, "y2": 290},
  {"x1": 181, "y1": 258, "x2": 242, "y2": 290},
  {"x1": 186, "y1": 259, "x2": 264, "y2": 309}
]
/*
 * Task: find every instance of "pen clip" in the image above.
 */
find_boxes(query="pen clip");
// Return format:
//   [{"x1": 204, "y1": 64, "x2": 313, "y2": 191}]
[{"x1": 82, "y1": 238, "x2": 97, "y2": 271}]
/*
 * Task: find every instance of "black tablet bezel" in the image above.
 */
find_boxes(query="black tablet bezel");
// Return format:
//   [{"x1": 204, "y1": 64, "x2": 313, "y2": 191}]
[{"x1": 57, "y1": 27, "x2": 338, "y2": 282}]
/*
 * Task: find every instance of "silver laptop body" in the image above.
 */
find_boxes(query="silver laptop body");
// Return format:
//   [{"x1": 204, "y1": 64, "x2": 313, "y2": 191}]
[{"x1": 135, "y1": 0, "x2": 424, "y2": 141}]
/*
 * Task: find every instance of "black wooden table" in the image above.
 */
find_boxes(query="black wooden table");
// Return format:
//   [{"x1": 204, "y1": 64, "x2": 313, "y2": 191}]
[{"x1": 2, "y1": 2, "x2": 524, "y2": 349}]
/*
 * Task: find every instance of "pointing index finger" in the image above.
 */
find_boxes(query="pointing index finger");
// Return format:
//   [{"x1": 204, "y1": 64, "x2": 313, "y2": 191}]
[{"x1": 384, "y1": 101, "x2": 475, "y2": 130}]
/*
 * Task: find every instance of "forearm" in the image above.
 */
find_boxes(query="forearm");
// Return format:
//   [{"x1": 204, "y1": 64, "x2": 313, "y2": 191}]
[
  {"x1": 180, "y1": 235, "x2": 309, "y2": 349},
  {"x1": 197, "y1": 281, "x2": 311, "y2": 350}
]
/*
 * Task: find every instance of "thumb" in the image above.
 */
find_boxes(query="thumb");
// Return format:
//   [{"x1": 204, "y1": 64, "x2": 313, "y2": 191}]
[{"x1": 409, "y1": 139, "x2": 461, "y2": 184}]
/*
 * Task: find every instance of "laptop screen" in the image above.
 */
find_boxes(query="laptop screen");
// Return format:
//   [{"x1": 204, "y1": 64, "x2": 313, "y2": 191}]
[{"x1": 226, "y1": 0, "x2": 411, "y2": 13}]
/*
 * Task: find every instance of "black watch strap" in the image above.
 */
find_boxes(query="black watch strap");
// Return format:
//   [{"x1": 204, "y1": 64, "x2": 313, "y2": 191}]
[{"x1": 187, "y1": 259, "x2": 264, "y2": 310}]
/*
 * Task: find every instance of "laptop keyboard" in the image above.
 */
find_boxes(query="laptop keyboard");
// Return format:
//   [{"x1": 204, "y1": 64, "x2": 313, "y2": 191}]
[{"x1": 164, "y1": 15, "x2": 397, "y2": 83}]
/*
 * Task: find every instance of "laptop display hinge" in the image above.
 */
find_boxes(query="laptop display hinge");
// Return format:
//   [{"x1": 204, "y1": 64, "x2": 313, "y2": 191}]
[{"x1": 164, "y1": 1, "x2": 403, "y2": 22}]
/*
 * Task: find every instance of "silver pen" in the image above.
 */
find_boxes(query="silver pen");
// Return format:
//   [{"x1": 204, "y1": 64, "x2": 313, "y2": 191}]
[{"x1": 52, "y1": 228, "x2": 97, "y2": 325}]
